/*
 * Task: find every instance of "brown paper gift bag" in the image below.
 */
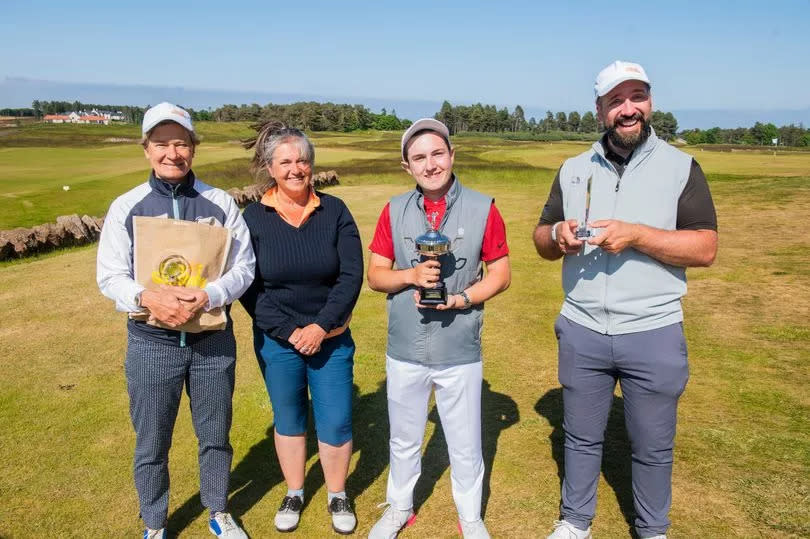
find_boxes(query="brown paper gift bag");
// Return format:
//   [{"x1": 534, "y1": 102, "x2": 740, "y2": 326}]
[{"x1": 131, "y1": 216, "x2": 233, "y2": 333}]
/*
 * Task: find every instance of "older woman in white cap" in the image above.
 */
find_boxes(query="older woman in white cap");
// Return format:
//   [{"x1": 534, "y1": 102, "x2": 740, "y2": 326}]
[{"x1": 97, "y1": 102, "x2": 255, "y2": 539}]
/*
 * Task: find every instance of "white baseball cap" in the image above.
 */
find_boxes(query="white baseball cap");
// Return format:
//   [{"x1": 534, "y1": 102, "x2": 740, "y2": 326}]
[
  {"x1": 142, "y1": 102, "x2": 195, "y2": 135},
  {"x1": 401, "y1": 118, "x2": 451, "y2": 160},
  {"x1": 594, "y1": 61, "x2": 651, "y2": 98}
]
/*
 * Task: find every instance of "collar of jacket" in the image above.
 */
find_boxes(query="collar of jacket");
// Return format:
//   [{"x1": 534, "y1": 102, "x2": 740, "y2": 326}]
[
  {"x1": 592, "y1": 126, "x2": 660, "y2": 173},
  {"x1": 414, "y1": 173, "x2": 461, "y2": 213},
  {"x1": 148, "y1": 170, "x2": 197, "y2": 197}
]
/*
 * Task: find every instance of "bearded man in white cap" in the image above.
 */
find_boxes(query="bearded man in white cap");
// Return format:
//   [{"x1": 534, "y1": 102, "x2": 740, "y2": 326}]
[
  {"x1": 533, "y1": 61, "x2": 718, "y2": 538},
  {"x1": 366, "y1": 119, "x2": 511, "y2": 538},
  {"x1": 97, "y1": 102, "x2": 255, "y2": 538}
]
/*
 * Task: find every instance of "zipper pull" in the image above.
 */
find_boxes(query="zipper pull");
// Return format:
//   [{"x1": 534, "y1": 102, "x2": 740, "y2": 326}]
[{"x1": 615, "y1": 179, "x2": 621, "y2": 192}]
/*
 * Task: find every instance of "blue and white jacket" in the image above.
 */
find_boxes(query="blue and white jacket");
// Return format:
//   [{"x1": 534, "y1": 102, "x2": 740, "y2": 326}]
[{"x1": 97, "y1": 171, "x2": 255, "y2": 345}]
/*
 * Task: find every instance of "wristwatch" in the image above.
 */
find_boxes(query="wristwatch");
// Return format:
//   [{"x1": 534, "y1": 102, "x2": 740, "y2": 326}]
[
  {"x1": 459, "y1": 290, "x2": 472, "y2": 309},
  {"x1": 550, "y1": 222, "x2": 560, "y2": 242}
]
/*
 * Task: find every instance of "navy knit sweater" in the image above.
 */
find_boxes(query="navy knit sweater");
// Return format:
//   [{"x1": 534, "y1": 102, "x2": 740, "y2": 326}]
[{"x1": 240, "y1": 192, "x2": 363, "y2": 341}]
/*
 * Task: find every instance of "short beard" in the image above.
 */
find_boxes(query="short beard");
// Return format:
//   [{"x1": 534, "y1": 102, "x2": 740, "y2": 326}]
[{"x1": 606, "y1": 115, "x2": 651, "y2": 152}]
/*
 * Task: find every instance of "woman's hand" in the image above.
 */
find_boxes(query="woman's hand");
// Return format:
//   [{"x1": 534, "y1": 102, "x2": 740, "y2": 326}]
[
  {"x1": 161, "y1": 285, "x2": 209, "y2": 314},
  {"x1": 140, "y1": 288, "x2": 195, "y2": 327},
  {"x1": 288, "y1": 324, "x2": 327, "y2": 355}
]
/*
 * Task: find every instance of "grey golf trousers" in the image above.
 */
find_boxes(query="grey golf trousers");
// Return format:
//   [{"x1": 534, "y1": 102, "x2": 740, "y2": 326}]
[
  {"x1": 555, "y1": 315, "x2": 689, "y2": 538},
  {"x1": 125, "y1": 331, "x2": 236, "y2": 530}
]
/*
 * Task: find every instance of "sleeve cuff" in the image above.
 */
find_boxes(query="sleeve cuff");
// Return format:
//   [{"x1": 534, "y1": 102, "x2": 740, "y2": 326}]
[
  {"x1": 124, "y1": 283, "x2": 147, "y2": 313},
  {"x1": 203, "y1": 283, "x2": 225, "y2": 310},
  {"x1": 278, "y1": 321, "x2": 298, "y2": 341},
  {"x1": 314, "y1": 315, "x2": 335, "y2": 333}
]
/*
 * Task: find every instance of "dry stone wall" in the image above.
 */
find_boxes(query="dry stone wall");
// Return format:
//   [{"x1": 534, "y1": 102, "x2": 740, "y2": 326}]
[{"x1": 0, "y1": 171, "x2": 339, "y2": 260}]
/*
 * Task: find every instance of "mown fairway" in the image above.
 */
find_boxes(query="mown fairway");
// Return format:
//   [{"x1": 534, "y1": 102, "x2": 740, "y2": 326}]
[{"x1": 0, "y1": 125, "x2": 808, "y2": 538}]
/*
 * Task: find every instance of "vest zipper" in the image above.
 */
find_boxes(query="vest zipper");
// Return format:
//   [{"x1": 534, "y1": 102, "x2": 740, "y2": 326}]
[
  {"x1": 171, "y1": 184, "x2": 187, "y2": 348},
  {"x1": 602, "y1": 166, "x2": 626, "y2": 334}
]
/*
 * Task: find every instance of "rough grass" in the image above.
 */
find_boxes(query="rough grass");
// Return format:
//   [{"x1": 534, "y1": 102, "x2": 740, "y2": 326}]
[{"x1": 1, "y1": 130, "x2": 808, "y2": 538}]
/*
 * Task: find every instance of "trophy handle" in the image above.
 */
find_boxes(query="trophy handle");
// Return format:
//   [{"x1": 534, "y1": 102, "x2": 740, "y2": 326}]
[{"x1": 404, "y1": 237, "x2": 415, "y2": 249}]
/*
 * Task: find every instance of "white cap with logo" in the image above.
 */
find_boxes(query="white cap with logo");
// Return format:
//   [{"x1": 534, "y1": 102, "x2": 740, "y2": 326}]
[
  {"x1": 594, "y1": 61, "x2": 651, "y2": 98},
  {"x1": 401, "y1": 118, "x2": 451, "y2": 160},
  {"x1": 142, "y1": 102, "x2": 195, "y2": 135}
]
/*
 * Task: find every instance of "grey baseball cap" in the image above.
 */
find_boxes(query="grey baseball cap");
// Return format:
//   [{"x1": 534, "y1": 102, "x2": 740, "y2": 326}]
[{"x1": 401, "y1": 118, "x2": 451, "y2": 160}]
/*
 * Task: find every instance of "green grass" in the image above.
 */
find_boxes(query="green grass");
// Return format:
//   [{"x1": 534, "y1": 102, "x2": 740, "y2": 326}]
[{"x1": 1, "y1": 127, "x2": 809, "y2": 537}]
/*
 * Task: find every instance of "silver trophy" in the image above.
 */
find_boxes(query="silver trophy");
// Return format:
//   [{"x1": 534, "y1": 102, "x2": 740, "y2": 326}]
[
  {"x1": 414, "y1": 211, "x2": 451, "y2": 305},
  {"x1": 575, "y1": 175, "x2": 594, "y2": 240}
]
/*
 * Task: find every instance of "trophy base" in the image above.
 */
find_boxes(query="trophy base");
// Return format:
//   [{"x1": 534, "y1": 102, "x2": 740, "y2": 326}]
[
  {"x1": 575, "y1": 228, "x2": 594, "y2": 240},
  {"x1": 419, "y1": 284, "x2": 447, "y2": 306}
]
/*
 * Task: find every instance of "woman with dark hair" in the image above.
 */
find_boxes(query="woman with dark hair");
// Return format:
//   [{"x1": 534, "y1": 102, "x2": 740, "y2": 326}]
[{"x1": 240, "y1": 122, "x2": 363, "y2": 534}]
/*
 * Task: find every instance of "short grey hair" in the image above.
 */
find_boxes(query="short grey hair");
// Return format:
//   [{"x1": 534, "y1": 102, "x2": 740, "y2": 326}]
[
  {"x1": 140, "y1": 120, "x2": 200, "y2": 148},
  {"x1": 244, "y1": 121, "x2": 315, "y2": 187}
]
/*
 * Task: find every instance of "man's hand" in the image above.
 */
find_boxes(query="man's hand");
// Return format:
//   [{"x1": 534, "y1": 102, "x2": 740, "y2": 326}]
[
  {"x1": 435, "y1": 293, "x2": 465, "y2": 311},
  {"x1": 554, "y1": 219, "x2": 585, "y2": 254},
  {"x1": 409, "y1": 258, "x2": 441, "y2": 288},
  {"x1": 140, "y1": 288, "x2": 196, "y2": 327},
  {"x1": 587, "y1": 219, "x2": 639, "y2": 254},
  {"x1": 289, "y1": 324, "x2": 327, "y2": 356},
  {"x1": 412, "y1": 291, "x2": 464, "y2": 310}
]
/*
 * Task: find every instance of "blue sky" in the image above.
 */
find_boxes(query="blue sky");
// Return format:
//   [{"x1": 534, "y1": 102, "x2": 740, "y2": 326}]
[{"x1": 2, "y1": 0, "x2": 809, "y2": 112}]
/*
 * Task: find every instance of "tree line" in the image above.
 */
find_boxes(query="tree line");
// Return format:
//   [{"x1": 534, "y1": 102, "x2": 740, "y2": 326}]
[
  {"x1": 199, "y1": 102, "x2": 411, "y2": 132},
  {"x1": 681, "y1": 122, "x2": 810, "y2": 147},
  {"x1": 433, "y1": 101, "x2": 679, "y2": 140},
  {"x1": 12, "y1": 98, "x2": 809, "y2": 147}
]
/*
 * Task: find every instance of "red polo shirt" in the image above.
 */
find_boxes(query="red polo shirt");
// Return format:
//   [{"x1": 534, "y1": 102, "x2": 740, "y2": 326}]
[{"x1": 369, "y1": 197, "x2": 509, "y2": 262}]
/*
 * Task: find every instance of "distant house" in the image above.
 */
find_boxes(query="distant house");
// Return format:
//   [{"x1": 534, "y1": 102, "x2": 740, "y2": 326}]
[
  {"x1": 43, "y1": 111, "x2": 109, "y2": 125},
  {"x1": 79, "y1": 114, "x2": 109, "y2": 125},
  {"x1": 44, "y1": 114, "x2": 71, "y2": 123},
  {"x1": 91, "y1": 108, "x2": 125, "y2": 121}
]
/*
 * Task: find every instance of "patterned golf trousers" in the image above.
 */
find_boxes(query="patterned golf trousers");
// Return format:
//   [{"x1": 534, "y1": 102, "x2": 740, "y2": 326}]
[{"x1": 125, "y1": 331, "x2": 236, "y2": 530}]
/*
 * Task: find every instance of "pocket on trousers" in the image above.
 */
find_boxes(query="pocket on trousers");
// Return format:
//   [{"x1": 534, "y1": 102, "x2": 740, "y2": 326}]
[{"x1": 557, "y1": 336, "x2": 577, "y2": 387}]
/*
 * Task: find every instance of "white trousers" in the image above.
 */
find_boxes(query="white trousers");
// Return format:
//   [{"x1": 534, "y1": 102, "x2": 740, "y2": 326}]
[{"x1": 385, "y1": 356, "x2": 484, "y2": 521}]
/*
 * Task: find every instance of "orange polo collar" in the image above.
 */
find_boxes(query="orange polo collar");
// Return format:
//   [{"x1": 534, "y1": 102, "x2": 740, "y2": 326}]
[{"x1": 261, "y1": 185, "x2": 320, "y2": 227}]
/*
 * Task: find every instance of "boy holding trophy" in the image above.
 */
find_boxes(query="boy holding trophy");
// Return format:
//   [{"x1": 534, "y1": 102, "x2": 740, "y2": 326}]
[{"x1": 366, "y1": 119, "x2": 511, "y2": 539}]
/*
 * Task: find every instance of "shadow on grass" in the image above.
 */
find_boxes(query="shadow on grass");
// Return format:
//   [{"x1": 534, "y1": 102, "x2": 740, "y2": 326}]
[
  {"x1": 166, "y1": 379, "x2": 517, "y2": 534},
  {"x1": 346, "y1": 381, "x2": 390, "y2": 500},
  {"x1": 535, "y1": 388, "x2": 635, "y2": 531},
  {"x1": 167, "y1": 382, "x2": 391, "y2": 536},
  {"x1": 165, "y1": 422, "x2": 302, "y2": 536},
  {"x1": 414, "y1": 379, "x2": 519, "y2": 518}
]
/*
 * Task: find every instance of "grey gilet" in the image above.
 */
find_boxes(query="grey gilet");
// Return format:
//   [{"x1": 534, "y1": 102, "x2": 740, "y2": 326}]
[
  {"x1": 387, "y1": 177, "x2": 492, "y2": 366},
  {"x1": 558, "y1": 127, "x2": 694, "y2": 335}
]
